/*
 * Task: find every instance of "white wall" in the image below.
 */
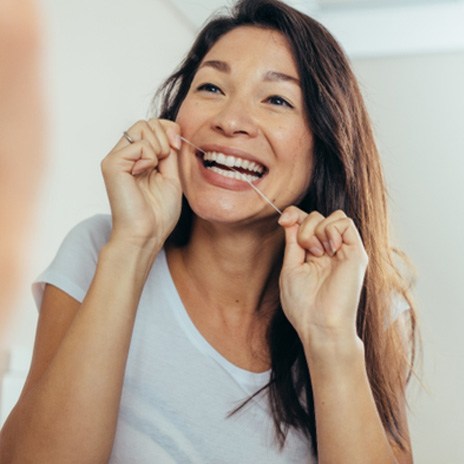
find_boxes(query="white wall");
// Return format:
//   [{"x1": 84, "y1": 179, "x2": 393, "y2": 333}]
[
  {"x1": 2, "y1": 1, "x2": 463, "y2": 463},
  {"x1": 353, "y1": 53, "x2": 464, "y2": 463}
]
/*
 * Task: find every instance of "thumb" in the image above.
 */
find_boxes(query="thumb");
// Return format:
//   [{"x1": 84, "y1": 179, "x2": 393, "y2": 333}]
[
  {"x1": 159, "y1": 122, "x2": 181, "y2": 180},
  {"x1": 281, "y1": 223, "x2": 306, "y2": 270},
  {"x1": 158, "y1": 148, "x2": 180, "y2": 181}
]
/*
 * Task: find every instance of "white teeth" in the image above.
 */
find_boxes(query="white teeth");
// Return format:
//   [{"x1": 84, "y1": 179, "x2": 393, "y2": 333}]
[
  {"x1": 209, "y1": 166, "x2": 260, "y2": 183},
  {"x1": 202, "y1": 151, "x2": 265, "y2": 175},
  {"x1": 217, "y1": 153, "x2": 226, "y2": 165},
  {"x1": 224, "y1": 157, "x2": 236, "y2": 168}
]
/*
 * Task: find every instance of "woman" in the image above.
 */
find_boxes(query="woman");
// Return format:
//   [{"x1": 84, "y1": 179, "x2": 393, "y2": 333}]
[{"x1": 0, "y1": 0, "x2": 417, "y2": 462}]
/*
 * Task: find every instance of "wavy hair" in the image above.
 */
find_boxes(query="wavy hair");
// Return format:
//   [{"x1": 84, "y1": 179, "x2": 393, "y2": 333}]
[{"x1": 153, "y1": 0, "x2": 417, "y2": 455}]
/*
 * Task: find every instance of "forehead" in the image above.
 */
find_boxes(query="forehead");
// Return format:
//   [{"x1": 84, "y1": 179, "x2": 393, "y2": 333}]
[{"x1": 201, "y1": 26, "x2": 298, "y2": 75}]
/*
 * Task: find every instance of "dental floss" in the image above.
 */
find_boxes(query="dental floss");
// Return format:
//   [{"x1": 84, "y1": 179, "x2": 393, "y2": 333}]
[{"x1": 179, "y1": 136, "x2": 283, "y2": 216}]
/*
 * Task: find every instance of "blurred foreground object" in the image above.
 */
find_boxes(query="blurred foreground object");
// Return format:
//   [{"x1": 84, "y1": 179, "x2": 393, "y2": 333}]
[{"x1": 0, "y1": 0, "x2": 46, "y2": 333}]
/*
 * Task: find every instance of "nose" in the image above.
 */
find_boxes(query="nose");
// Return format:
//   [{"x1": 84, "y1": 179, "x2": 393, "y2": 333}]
[{"x1": 211, "y1": 98, "x2": 258, "y2": 138}]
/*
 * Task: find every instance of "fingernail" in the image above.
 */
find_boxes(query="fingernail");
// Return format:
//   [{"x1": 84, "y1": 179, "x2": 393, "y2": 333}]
[
  {"x1": 309, "y1": 246, "x2": 324, "y2": 257},
  {"x1": 278, "y1": 211, "x2": 290, "y2": 225},
  {"x1": 329, "y1": 240, "x2": 337, "y2": 256},
  {"x1": 173, "y1": 134, "x2": 181, "y2": 150},
  {"x1": 322, "y1": 242, "x2": 336, "y2": 256}
]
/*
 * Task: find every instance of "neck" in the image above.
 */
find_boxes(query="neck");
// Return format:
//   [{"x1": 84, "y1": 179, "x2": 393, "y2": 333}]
[{"x1": 167, "y1": 217, "x2": 284, "y2": 318}]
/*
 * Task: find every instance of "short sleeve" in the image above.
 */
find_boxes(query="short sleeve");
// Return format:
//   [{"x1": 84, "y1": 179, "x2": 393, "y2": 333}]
[{"x1": 32, "y1": 214, "x2": 112, "y2": 309}]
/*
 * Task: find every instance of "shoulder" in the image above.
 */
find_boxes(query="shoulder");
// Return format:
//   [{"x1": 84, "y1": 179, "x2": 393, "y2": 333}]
[
  {"x1": 32, "y1": 214, "x2": 113, "y2": 306},
  {"x1": 57, "y1": 214, "x2": 112, "y2": 260},
  {"x1": 66, "y1": 213, "x2": 112, "y2": 245}
]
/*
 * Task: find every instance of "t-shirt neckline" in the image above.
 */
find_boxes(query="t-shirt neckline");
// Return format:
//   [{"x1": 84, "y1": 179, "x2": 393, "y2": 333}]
[{"x1": 158, "y1": 249, "x2": 271, "y2": 392}]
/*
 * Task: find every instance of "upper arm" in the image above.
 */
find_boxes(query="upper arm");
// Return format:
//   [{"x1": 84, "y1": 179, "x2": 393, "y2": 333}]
[{"x1": 21, "y1": 284, "x2": 81, "y2": 396}]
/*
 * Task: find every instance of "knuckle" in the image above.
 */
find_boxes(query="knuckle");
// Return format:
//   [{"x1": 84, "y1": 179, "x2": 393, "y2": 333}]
[
  {"x1": 345, "y1": 217, "x2": 356, "y2": 228},
  {"x1": 286, "y1": 205, "x2": 302, "y2": 216},
  {"x1": 308, "y1": 210, "x2": 324, "y2": 220},
  {"x1": 135, "y1": 119, "x2": 147, "y2": 127},
  {"x1": 332, "y1": 209, "x2": 347, "y2": 218},
  {"x1": 296, "y1": 224, "x2": 310, "y2": 244},
  {"x1": 140, "y1": 139, "x2": 151, "y2": 149},
  {"x1": 100, "y1": 156, "x2": 110, "y2": 170},
  {"x1": 314, "y1": 221, "x2": 327, "y2": 237}
]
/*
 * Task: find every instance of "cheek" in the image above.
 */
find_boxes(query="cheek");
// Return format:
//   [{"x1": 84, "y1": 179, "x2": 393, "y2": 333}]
[
  {"x1": 175, "y1": 98, "x2": 204, "y2": 132},
  {"x1": 175, "y1": 102, "x2": 189, "y2": 128},
  {"x1": 284, "y1": 138, "x2": 314, "y2": 199}
]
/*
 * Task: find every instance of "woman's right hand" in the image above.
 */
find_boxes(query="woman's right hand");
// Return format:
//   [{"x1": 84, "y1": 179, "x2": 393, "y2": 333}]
[{"x1": 101, "y1": 119, "x2": 183, "y2": 251}]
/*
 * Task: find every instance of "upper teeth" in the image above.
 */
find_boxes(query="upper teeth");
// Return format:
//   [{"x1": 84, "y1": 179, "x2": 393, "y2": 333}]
[{"x1": 203, "y1": 151, "x2": 264, "y2": 175}]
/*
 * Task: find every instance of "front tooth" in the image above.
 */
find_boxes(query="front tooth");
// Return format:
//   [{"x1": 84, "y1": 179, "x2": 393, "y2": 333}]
[
  {"x1": 224, "y1": 156, "x2": 237, "y2": 168},
  {"x1": 205, "y1": 150, "x2": 264, "y2": 174},
  {"x1": 217, "y1": 153, "x2": 227, "y2": 165}
]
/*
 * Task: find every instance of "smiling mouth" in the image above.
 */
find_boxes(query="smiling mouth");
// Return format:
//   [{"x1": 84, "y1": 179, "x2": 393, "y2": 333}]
[{"x1": 198, "y1": 150, "x2": 267, "y2": 182}]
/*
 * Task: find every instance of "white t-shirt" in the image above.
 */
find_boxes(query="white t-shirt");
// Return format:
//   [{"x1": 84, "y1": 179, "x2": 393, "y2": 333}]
[{"x1": 33, "y1": 215, "x2": 315, "y2": 463}]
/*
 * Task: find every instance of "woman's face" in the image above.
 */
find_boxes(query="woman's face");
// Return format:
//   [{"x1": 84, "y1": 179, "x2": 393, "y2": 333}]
[{"x1": 176, "y1": 26, "x2": 314, "y2": 225}]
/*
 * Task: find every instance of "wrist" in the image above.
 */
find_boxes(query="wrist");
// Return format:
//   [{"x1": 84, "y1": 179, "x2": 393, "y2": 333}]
[
  {"x1": 300, "y1": 328, "x2": 365, "y2": 367},
  {"x1": 108, "y1": 229, "x2": 163, "y2": 254},
  {"x1": 102, "y1": 237, "x2": 161, "y2": 277}
]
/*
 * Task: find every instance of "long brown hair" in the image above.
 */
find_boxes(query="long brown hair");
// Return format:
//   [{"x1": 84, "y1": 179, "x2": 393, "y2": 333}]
[{"x1": 153, "y1": 0, "x2": 417, "y2": 455}]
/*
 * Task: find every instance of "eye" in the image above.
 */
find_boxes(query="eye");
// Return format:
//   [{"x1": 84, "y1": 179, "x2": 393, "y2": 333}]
[
  {"x1": 196, "y1": 83, "x2": 224, "y2": 95},
  {"x1": 265, "y1": 95, "x2": 294, "y2": 108}
]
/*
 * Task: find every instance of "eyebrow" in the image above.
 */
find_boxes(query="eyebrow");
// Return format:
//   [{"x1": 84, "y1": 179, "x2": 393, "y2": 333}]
[
  {"x1": 263, "y1": 70, "x2": 300, "y2": 86},
  {"x1": 199, "y1": 60, "x2": 300, "y2": 86},
  {"x1": 199, "y1": 60, "x2": 230, "y2": 73}
]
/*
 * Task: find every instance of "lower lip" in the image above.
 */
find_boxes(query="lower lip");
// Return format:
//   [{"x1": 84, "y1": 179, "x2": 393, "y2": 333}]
[{"x1": 196, "y1": 155, "x2": 264, "y2": 191}]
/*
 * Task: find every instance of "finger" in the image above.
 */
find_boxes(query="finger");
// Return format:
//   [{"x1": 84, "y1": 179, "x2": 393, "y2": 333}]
[
  {"x1": 159, "y1": 119, "x2": 182, "y2": 150},
  {"x1": 314, "y1": 210, "x2": 347, "y2": 256},
  {"x1": 157, "y1": 147, "x2": 179, "y2": 180},
  {"x1": 145, "y1": 119, "x2": 171, "y2": 159},
  {"x1": 148, "y1": 119, "x2": 182, "y2": 159},
  {"x1": 113, "y1": 119, "x2": 176, "y2": 158},
  {"x1": 281, "y1": 223, "x2": 306, "y2": 270},
  {"x1": 329, "y1": 217, "x2": 364, "y2": 250},
  {"x1": 113, "y1": 120, "x2": 150, "y2": 151},
  {"x1": 150, "y1": 120, "x2": 182, "y2": 180},
  {"x1": 278, "y1": 205, "x2": 308, "y2": 227},
  {"x1": 296, "y1": 211, "x2": 327, "y2": 257},
  {"x1": 103, "y1": 139, "x2": 157, "y2": 174},
  {"x1": 122, "y1": 119, "x2": 168, "y2": 161},
  {"x1": 131, "y1": 156, "x2": 157, "y2": 176}
]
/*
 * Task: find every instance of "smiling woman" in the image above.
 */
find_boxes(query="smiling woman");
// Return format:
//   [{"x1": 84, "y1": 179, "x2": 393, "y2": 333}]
[
  {"x1": 174, "y1": 26, "x2": 313, "y2": 222},
  {"x1": 0, "y1": 1, "x2": 416, "y2": 463}
]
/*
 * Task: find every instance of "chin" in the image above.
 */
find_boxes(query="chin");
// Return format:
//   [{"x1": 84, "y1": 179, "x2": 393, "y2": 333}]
[{"x1": 189, "y1": 199, "x2": 247, "y2": 224}]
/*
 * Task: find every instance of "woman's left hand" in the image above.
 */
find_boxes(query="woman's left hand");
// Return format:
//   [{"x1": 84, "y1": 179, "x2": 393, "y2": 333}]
[{"x1": 278, "y1": 206, "x2": 369, "y2": 348}]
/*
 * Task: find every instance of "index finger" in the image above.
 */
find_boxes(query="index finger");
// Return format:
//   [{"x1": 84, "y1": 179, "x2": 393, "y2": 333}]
[
  {"x1": 278, "y1": 205, "x2": 308, "y2": 228},
  {"x1": 149, "y1": 119, "x2": 181, "y2": 153}
]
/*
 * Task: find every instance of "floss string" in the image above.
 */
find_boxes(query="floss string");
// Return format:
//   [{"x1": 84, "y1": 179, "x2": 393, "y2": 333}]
[{"x1": 179, "y1": 136, "x2": 282, "y2": 215}]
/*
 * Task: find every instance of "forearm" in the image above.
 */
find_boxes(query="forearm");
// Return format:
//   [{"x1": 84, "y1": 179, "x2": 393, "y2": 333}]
[
  {"x1": 304, "y1": 336, "x2": 399, "y2": 464},
  {"x1": 0, "y1": 240, "x2": 158, "y2": 464}
]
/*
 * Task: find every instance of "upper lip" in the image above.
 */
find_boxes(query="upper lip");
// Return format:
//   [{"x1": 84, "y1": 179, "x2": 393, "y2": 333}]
[{"x1": 196, "y1": 143, "x2": 269, "y2": 171}]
